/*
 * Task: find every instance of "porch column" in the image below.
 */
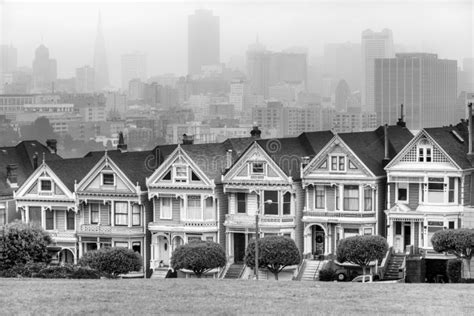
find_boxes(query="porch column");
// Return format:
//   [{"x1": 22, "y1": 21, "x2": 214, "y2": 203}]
[
  {"x1": 78, "y1": 237, "x2": 83, "y2": 258},
  {"x1": 25, "y1": 206, "x2": 29, "y2": 222},
  {"x1": 387, "y1": 219, "x2": 393, "y2": 247},
  {"x1": 128, "y1": 201, "x2": 132, "y2": 228},
  {"x1": 410, "y1": 221, "x2": 415, "y2": 246},
  {"x1": 303, "y1": 226, "x2": 310, "y2": 256}
]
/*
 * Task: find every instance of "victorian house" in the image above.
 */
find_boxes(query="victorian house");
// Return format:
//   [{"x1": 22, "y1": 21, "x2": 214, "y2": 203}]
[
  {"x1": 301, "y1": 125, "x2": 412, "y2": 258},
  {"x1": 385, "y1": 120, "x2": 474, "y2": 258}
]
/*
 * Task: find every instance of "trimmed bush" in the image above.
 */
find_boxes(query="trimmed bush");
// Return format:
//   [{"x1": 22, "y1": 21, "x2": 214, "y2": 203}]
[
  {"x1": 245, "y1": 236, "x2": 301, "y2": 280},
  {"x1": 36, "y1": 265, "x2": 100, "y2": 279},
  {"x1": 171, "y1": 241, "x2": 226, "y2": 278},
  {"x1": 79, "y1": 247, "x2": 142, "y2": 278},
  {"x1": 0, "y1": 262, "x2": 48, "y2": 278},
  {"x1": 319, "y1": 268, "x2": 335, "y2": 281},
  {"x1": 0, "y1": 220, "x2": 52, "y2": 270},
  {"x1": 447, "y1": 259, "x2": 462, "y2": 283}
]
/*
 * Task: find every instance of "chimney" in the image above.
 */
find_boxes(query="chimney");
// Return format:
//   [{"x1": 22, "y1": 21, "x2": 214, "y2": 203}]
[
  {"x1": 33, "y1": 153, "x2": 39, "y2": 169},
  {"x1": 250, "y1": 125, "x2": 261, "y2": 138},
  {"x1": 182, "y1": 134, "x2": 194, "y2": 145},
  {"x1": 6, "y1": 164, "x2": 18, "y2": 188},
  {"x1": 468, "y1": 103, "x2": 473, "y2": 156},
  {"x1": 117, "y1": 131, "x2": 128, "y2": 153},
  {"x1": 46, "y1": 139, "x2": 57, "y2": 154},
  {"x1": 396, "y1": 104, "x2": 406, "y2": 127},
  {"x1": 383, "y1": 124, "x2": 391, "y2": 167},
  {"x1": 226, "y1": 149, "x2": 233, "y2": 169}
]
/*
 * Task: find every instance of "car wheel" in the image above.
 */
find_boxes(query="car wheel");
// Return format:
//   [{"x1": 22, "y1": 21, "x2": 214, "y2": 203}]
[{"x1": 336, "y1": 272, "x2": 346, "y2": 282}]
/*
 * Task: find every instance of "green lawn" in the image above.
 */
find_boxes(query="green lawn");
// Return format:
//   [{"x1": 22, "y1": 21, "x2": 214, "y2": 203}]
[{"x1": 0, "y1": 279, "x2": 473, "y2": 315}]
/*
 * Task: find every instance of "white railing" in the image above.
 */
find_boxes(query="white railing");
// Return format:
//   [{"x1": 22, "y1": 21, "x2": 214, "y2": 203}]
[
  {"x1": 183, "y1": 221, "x2": 218, "y2": 227},
  {"x1": 225, "y1": 214, "x2": 295, "y2": 226},
  {"x1": 48, "y1": 231, "x2": 76, "y2": 239},
  {"x1": 80, "y1": 224, "x2": 143, "y2": 235}
]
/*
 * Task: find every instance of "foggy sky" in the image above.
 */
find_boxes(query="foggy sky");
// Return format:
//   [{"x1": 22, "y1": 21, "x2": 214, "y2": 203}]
[{"x1": 1, "y1": 0, "x2": 473, "y2": 88}]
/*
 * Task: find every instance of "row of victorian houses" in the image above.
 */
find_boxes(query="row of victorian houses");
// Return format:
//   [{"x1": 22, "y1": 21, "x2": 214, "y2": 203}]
[{"x1": 2, "y1": 112, "x2": 474, "y2": 278}]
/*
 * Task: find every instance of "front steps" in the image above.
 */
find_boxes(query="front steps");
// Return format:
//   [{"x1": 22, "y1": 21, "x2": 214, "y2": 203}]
[
  {"x1": 151, "y1": 267, "x2": 169, "y2": 279},
  {"x1": 223, "y1": 263, "x2": 244, "y2": 279},
  {"x1": 300, "y1": 260, "x2": 324, "y2": 281},
  {"x1": 383, "y1": 254, "x2": 405, "y2": 280}
]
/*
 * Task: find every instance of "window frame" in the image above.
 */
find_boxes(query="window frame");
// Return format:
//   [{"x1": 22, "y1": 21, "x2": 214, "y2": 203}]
[
  {"x1": 39, "y1": 177, "x2": 53, "y2": 193},
  {"x1": 45, "y1": 208, "x2": 55, "y2": 230},
  {"x1": 396, "y1": 182, "x2": 408, "y2": 203},
  {"x1": 236, "y1": 193, "x2": 246, "y2": 214},
  {"x1": 101, "y1": 173, "x2": 115, "y2": 186},
  {"x1": 315, "y1": 185, "x2": 325, "y2": 209},
  {"x1": 132, "y1": 204, "x2": 141, "y2": 226},
  {"x1": 251, "y1": 161, "x2": 265, "y2": 175},
  {"x1": 329, "y1": 154, "x2": 346, "y2": 172},
  {"x1": 160, "y1": 197, "x2": 172, "y2": 220},
  {"x1": 283, "y1": 192, "x2": 291, "y2": 215},
  {"x1": 364, "y1": 187, "x2": 373, "y2": 211},
  {"x1": 114, "y1": 202, "x2": 128, "y2": 226},
  {"x1": 186, "y1": 195, "x2": 202, "y2": 220},
  {"x1": 174, "y1": 165, "x2": 188, "y2": 183},
  {"x1": 263, "y1": 191, "x2": 279, "y2": 215},
  {"x1": 66, "y1": 210, "x2": 75, "y2": 230},
  {"x1": 90, "y1": 203, "x2": 100, "y2": 225},
  {"x1": 343, "y1": 185, "x2": 359, "y2": 211}
]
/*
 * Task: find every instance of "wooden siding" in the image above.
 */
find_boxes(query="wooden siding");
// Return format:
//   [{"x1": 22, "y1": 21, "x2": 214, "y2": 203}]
[
  {"x1": 56, "y1": 210, "x2": 65, "y2": 232},
  {"x1": 228, "y1": 193, "x2": 236, "y2": 214},
  {"x1": 100, "y1": 205, "x2": 110, "y2": 225},
  {"x1": 408, "y1": 183, "x2": 419, "y2": 210},
  {"x1": 294, "y1": 183, "x2": 305, "y2": 252},
  {"x1": 389, "y1": 183, "x2": 396, "y2": 208},
  {"x1": 83, "y1": 205, "x2": 89, "y2": 224},
  {"x1": 326, "y1": 186, "x2": 335, "y2": 211},
  {"x1": 307, "y1": 187, "x2": 314, "y2": 210}
]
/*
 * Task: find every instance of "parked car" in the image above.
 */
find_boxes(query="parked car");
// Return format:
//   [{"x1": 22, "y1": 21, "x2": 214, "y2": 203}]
[{"x1": 333, "y1": 261, "x2": 379, "y2": 282}]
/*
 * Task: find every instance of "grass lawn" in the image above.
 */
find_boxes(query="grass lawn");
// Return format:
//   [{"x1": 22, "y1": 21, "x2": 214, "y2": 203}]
[{"x1": 1, "y1": 279, "x2": 473, "y2": 315}]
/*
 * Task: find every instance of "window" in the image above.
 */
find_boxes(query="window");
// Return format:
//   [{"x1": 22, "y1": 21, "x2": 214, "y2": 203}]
[
  {"x1": 417, "y1": 140, "x2": 432, "y2": 162},
  {"x1": 363, "y1": 228, "x2": 373, "y2": 235},
  {"x1": 252, "y1": 162, "x2": 264, "y2": 174},
  {"x1": 175, "y1": 165, "x2": 187, "y2": 182},
  {"x1": 40, "y1": 179, "x2": 52, "y2": 192},
  {"x1": 114, "y1": 202, "x2": 128, "y2": 226},
  {"x1": 204, "y1": 197, "x2": 214, "y2": 220},
  {"x1": 330, "y1": 155, "x2": 345, "y2": 171},
  {"x1": 66, "y1": 210, "x2": 75, "y2": 230},
  {"x1": 397, "y1": 183, "x2": 408, "y2": 202},
  {"x1": 102, "y1": 173, "x2": 115, "y2": 186},
  {"x1": 427, "y1": 178, "x2": 444, "y2": 203},
  {"x1": 132, "y1": 205, "x2": 141, "y2": 226},
  {"x1": 132, "y1": 242, "x2": 141, "y2": 254},
  {"x1": 114, "y1": 241, "x2": 128, "y2": 248},
  {"x1": 448, "y1": 178, "x2": 456, "y2": 203},
  {"x1": 160, "y1": 198, "x2": 172, "y2": 219},
  {"x1": 45, "y1": 209, "x2": 54, "y2": 230},
  {"x1": 237, "y1": 193, "x2": 246, "y2": 213},
  {"x1": 395, "y1": 222, "x2": 402, "y2": 235},
  {"x1": 264, "y1": 191, "x2": 279, "y2": 215},
  {"x1": 427, "y1": 221, "x2": 444, "y2": 247},
  {"x1": 191, "y1": 171, "x2": 200, "y2": 181},
  {"x1": 283, "y1": 192, "x2": 291, "y2": 215},
  {"x1": 335, "y1": 186, "x2": 340, "y2": 210},
  {"x1": 449, "y1": 221, "x2": 455, "y2": 229},
  {"x1": 349, "y1": 161, "x2": 357, "y2": 170},
  {"x1": 315, "y1": 186, "x2": 325, "y2": 209},
  {"x1": 364, "y1": 187, "x2": 373, "y2": 211},
  {"x1": 90, "y1": 204, "x2": 99, "y2": 224},
  {"x1": 188, "y1": 235, "x2": 202, "y2": 243},
  {"x1": 162, "y1": 170, "x2": 171, "y2": 181},
  {"x1": 187, "y1": 195, "x2": 201, "y2": 220},
  {"x1": 343, "y1": 185, "x2": 359, "y2": 211},
  {"x1": 206, "y1": 236, "x2": 214, "y2": 242},
  {"x1": 344, "y1": 228, "x2": 359, "y2": 238}
]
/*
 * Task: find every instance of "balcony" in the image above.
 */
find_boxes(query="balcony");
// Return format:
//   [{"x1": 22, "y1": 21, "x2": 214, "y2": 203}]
[
  {"x1": 225, "y1": 214, "x2": 295, "y2": 228},
  {"x1": 79, "y1": 224, "x2": 144, "y2": 235},
  {"x1": 303, "y1": 210, "x2": 376, "y2": 218},
  {"x1": 48, "y1": 231, "x2": 76, "y2": 240}
]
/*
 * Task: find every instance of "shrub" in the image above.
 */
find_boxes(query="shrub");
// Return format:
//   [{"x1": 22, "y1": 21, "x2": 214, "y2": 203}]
[
  {"x1": 0, "y1": 220, "x2": 52, "y2": 270},
  {"x1": 245, "y1": 236, "x2": 301, "y2": 280},
  {"x1": 79, "y1": 247, "x2": 142, "y2": 278},
  {"x1": 319, "y1": 268, "x2": 335, "y2": 281},
  {"x1": 171, "y1": 241, "x2": 226, "y2": 278},
  {"x1": 70, "y1": 266, "x2": 100, "y2": 279},
  {"x1": 447, "y1": 259, "x2": 462, "y2": 283},
  {"x1": 336, "y1": 235, "x2": 388, "y2": 280},
  {"x1": 37, "y1": 265, "x2": 75, "y2": 279}
]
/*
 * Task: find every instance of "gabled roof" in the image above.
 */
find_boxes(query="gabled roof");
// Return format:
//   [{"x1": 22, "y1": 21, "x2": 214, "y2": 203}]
[
  {"x1": 180, "y1": 143, "x2": 227, "y2": 180},
  {"x1": 0, "y1": 141, "x2": 62, "y2": 197},
  {"x1": 339, "y1": 125, "x2": 413, "y2": 176},
  {"x1": 47, "y1": 156, "x2": 102, "y2": 191},
  {"x1": 424, "y1": 122, "x2": 473, "y2": 169}
]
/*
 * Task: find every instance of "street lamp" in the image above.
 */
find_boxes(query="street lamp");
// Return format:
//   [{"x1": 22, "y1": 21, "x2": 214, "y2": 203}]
[{"x1": 255, "y1": 199, "x2": 273, "y2": 280}]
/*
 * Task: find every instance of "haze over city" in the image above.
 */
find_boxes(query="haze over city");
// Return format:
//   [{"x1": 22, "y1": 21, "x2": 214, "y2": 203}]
[{"x1": 2, "y1": 0, "x2": 473, "y2": 86}]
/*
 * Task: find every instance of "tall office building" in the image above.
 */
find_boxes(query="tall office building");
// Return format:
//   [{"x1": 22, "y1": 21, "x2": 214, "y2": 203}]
[
  {"x1": 93, "y1": 13, "x2": 109, "y2": 91},
  {"x1": 361, "y1": 29, "x2": 394, "y2": 111},
  {"x1": 188, "y1": 9, "x2": 220, "y2": 75},
  {"x1": 121, "y1": 52, "x2": 147, "y2": 91},
  {"x1": 375, "y1": 53, "x2": 458, "y2": 129},
  {"x1": 334, "y1": 79, "x2": 351, "y2": 111},
  {"x1": 75, "y1": 66, "x2": 95, "y2": 93},
  {"x1": 323, "y1": 42, "x2": 361, "y2": 92},
  {"x1": 0, "y1": 44, "x2": 17, "y2": 73},
  {"x1": 246, "y1": 41, "x2": 271, "y2": 98},
  {"x1": 269, "y1": 49, "x2": 308, "y2": 88},
  {"x1": 32, "y1": 44, "x2": 57, "y2": 93}
]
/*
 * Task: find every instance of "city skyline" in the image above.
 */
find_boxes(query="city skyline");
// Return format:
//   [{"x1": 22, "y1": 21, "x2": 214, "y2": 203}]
[{"x1": 1, "y1": 0, "x2": 473, "y2": 87}]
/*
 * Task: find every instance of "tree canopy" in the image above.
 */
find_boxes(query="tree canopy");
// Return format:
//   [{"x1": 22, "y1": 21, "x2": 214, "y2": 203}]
[
  {"x1": 0, "y1": 220, "x2": 52, "y2": 270},
  {"x1": 171, "y1": 241, "x2": 226, "y2": 278},
  {"x1": 245, "y1": 236, "x2": 301, "y2": 280},
  {"x1": 431, "y1": 229, "x2": 474, "y2": 279},
  {"x1": 79, "y1": 247, "x2": 142, "y2": 278},
  {"x1": 336, "y1": 235, "x2": 388, "y2": 279}
]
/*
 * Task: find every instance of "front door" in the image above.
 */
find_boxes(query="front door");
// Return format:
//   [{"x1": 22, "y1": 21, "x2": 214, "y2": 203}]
[
  {"x1": 404, "y1": 224, "x2": 411, "y2": 250},
  {"x1": 158, "y1": 236, "x2": 170, "y2": 267},
  {"x1": 234, "y1": 233, "x2": 246, "y2": 263},
  {"x1": 312, "y1": 225, "x2": 325, "y2": 257}
]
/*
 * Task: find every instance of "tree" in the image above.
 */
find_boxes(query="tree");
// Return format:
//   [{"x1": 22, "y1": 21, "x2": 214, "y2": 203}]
[
  {"x1": 171, "y1": 241, "x2": 226, "y2": 278},
  {"x1": 244, "y1": 236, "x2": 301, "y2": 280},
  {"x1": 431, "y1": 229, "x2": 474, "y2": 279},
  {"x1": 336, "y1": 235, "x2": 388, "y2": 282},
  {"x1": 20, "y1": 117, "x2": 57, "y2": 144},
  {"x1": 0, "y1": 220, "x2": 52, "y2": 270},
  {"x1": 79, "y1": 247, "x2": 142, "y2": 278}
]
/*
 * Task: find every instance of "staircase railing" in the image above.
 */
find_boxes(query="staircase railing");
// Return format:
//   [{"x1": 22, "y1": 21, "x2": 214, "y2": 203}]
[
  {"x1": 399, "y1": 256, "x2": 407, "y2": 281},
  {"x1": 218, "y1": 262, "x2": 232, "y2": 279},
  {"x1": 237, "y1": 264, "x2": 246, "y2": 279},
  {"x1": 313, "y1": 260, "x2": 323, "y2": 280},
  {"x1": 294, "y1": 259, "x2": 307, "y2": 281},
  {"x1": 379, "y1": 246, "x2": 393, "y2": 280}
]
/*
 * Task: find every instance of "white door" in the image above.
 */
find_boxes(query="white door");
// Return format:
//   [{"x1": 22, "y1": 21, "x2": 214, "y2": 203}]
[{"x1": 158, "y1": 236, "x2": 170, "y2": 267}]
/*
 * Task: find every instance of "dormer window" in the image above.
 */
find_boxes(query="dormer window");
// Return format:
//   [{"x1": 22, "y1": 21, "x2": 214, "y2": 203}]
[
  {"x1": 174, "y1": 165, "x2": 188, "y2": 183},
  {"x1": 40, "y1": 179, "x2": 52, "y2": 192},
  {"x1": 417, "y1": 139, "x2": 432, "y2": 162},
  {"x1": 251, "y1": 162, "x2": 264, "y2": 174},
  {"x1": 102, "y1": 173, "x2": 115, "y2": 186},
  {"x1": 330, "y1": 155, "x2": 346, "y2": 172}
]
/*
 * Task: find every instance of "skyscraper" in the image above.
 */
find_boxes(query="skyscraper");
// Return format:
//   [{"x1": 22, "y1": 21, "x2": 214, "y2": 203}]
[
  {"x1": 374, "y1": 53, "x2": 458, "y2": 129},
  {"x1": 246, "y1": 41, "x2": 270, "y2": 98},
  {"x1": 269, "y1": 49, "x2": 308, "y2": 89},
  {"x1": 188, "y1": 9, "x2": 220, "y2": 75},
  {"x1": 75, "y1": 65, "x2": 95, "y2": 93},
  {"x1": 334, "y1": 79, "x2": 351, "y2": 111},
  {"x1": 93, "y1": 13, "x2": 109, "y2": 91},
  {"x1": 323, "y1": 42, "x2": 361, "y2": 92},
  {"x1": 0, "y1": 44, "x2": 17, "y2": 74},
  {"x1": 121, "y1": 52, "x2": 147, "y2": 91},
  {"x1": 32, "y1": 44, "x2": 57, "y2": 93},
  {"x1": 361, "y1": 29, "x2": 394, "y2": 111}
]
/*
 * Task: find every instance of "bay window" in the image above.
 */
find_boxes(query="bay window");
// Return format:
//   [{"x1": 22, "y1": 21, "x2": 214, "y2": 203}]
[
  {"x1": 427, "y1": 221, "x2": 444, "y2": 247},
  {"x1": 66, "y1": 210, "x2": 75, "y2": 230},
  {"x1": 283, "y1": 192, "x2": 291, "y2": 215},
  {"x1": 132, "y1": 204, "x2": 141, "y2": 226},
  {"x1": 90, "y1": 204, "x2": 99, "y2": 224},
  {"x1": 45, "y1": 209, "x2": 54, "y2": 230},
  {"x1": 343, "y1": 185, "x2": 359, "y2": 211},
  {"x1": 187, "y1": 195, "x2": 201, "y2": 220},
  {"x1": 114, "y1": 202, "x2": 128, "y2": 226},
  {"x1": 204, "y1": 197, "x2": 214, "y2": 220},
  {"x1": 427, "y1": 178, "x2": 444, "y2": 203},
  {"x1": 237, "y1": 193, "x2": 246, "y2": 213},
  {"x1": 364, "y1": 187, "x2": 373, "y2": 211},
  {"x1": 264, "y1": 191, "x2": 278, "y2": 215},
  {"x1": 397, "y1": 183, "x2": 408, "y2": 202}
]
